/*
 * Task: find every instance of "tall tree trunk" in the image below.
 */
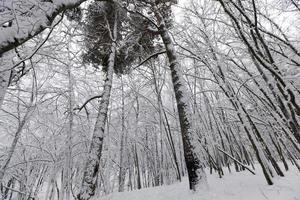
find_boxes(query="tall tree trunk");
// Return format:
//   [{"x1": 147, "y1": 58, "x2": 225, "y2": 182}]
[
  {"x1": 61, "y1": 63, "x2": 74, "y2": 200},
  {"x1": 118, "y1": 76, "x2": 127, "y2": 192},
  {"x1": 152, "y1": 2, "x2": 207, "y2": 191},
  {"x1": 134, "y1": 95, "x2": 142, "y2": 189},
  {"x1": 77, "y1": 30, "x2": 116, "y2": 200}
]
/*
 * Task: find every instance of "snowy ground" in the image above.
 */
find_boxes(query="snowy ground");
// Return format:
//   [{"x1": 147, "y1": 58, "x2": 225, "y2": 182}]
[{"x1": 101, "y1": 164, "x2": 300, "y2": 200}]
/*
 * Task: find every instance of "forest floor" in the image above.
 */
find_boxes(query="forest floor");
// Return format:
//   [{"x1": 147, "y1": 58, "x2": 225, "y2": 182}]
[{"x1": 101, "y1": 163, "x2": 300, "y2": 200}]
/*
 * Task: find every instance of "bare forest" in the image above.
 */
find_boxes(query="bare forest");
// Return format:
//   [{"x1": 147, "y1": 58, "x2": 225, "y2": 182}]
[{"x1": 0, "y1": 0, "x2": 299, "y2": 199}]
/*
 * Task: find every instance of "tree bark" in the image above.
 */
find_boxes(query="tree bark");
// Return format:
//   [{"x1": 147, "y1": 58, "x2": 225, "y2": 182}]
[
  {"x1": 0, "y1": 53, "x2": 12, "y2": 109},
  {"x1": 77, "y1": 38, "x2": 116, "y2": 200},
  {"x1": 118, "y1": 76, "x2": 127, "y2": 192},
  {"x1": 152, "y1": 2, "x2": 207, "y2": 191}
]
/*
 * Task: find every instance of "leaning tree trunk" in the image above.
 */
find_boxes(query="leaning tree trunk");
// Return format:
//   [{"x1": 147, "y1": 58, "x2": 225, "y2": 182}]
[
  {"x1": 0, "y1": 111, "x2": 30, "y2": 182},
  {"x1": 152, "y1": 2, "x2": 207, "y2": 191},
  {"x1": 77, "y1": 41, "x2": 116, "y2": 200},
  {"x1": 0, "y1": 79, "x2": 35, "y2": 183}
]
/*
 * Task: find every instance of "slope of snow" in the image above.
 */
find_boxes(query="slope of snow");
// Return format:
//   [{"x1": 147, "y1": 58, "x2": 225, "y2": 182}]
[{"x1": 101, "y1": 164, "x2": 300, "y2": 200}]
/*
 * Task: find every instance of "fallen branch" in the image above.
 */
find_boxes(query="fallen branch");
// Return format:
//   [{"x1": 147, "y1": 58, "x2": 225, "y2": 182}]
[{"x1": 217, "y1": 147, "x2": 256, "y2": 175}]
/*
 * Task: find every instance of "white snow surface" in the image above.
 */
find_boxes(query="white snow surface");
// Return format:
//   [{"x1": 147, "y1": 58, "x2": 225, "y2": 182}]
[{"x1": 101, "y1": 164, "x2": 300, "y2": 200}]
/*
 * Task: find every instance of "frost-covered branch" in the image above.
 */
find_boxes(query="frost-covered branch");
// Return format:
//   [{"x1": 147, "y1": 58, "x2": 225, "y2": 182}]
[
  {"x1": 0, "y1": 0, "x2": 87, "y2": 56},
  {"x1": 217, "y1": 147, "x2": 256, "y2": 175}
]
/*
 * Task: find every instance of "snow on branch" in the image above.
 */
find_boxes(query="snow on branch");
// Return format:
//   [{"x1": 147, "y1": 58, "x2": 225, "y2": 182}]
[
  {"x1": 0, "y1": 0, "x2": 87, "y2": 56},
  {"x1": 217, "y1": 147, "x2": 256, "y2": 175}
]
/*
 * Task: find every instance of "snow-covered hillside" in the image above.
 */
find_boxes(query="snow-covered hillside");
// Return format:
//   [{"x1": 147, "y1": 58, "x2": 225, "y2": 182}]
[{"x1": 102, "y1": 165, "x2": 300, "y2": 200}]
